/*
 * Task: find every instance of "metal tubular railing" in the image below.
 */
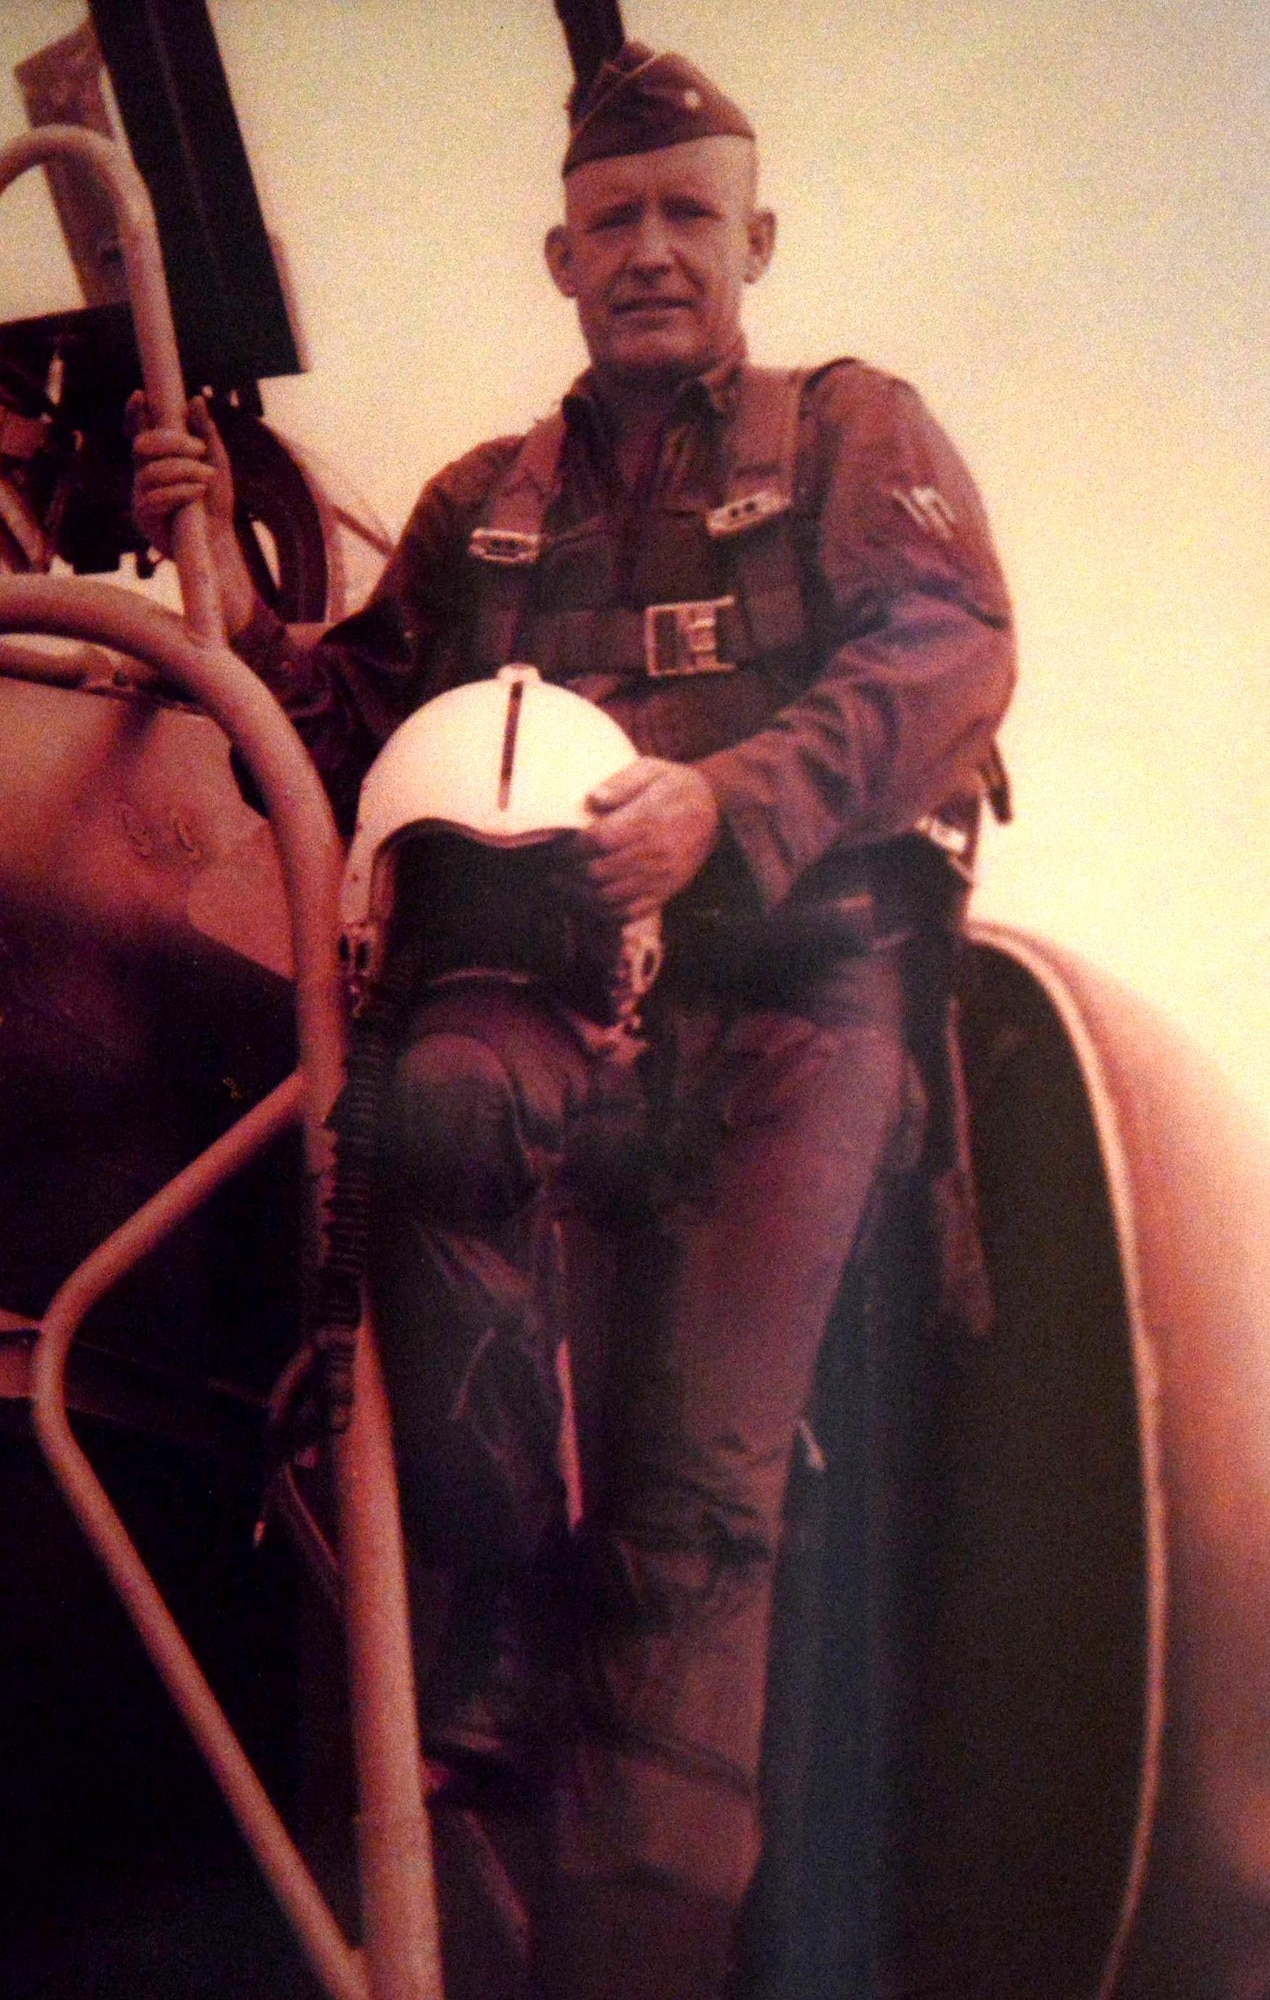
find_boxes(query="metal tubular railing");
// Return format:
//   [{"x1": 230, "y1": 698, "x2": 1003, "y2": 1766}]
[
  {"x1": 0, "y1": 128, "x2": 441, "y2": 2000},
  {"x1": 0, "y1": 126, "x2": 224, "y2": 645},
  {"x1": 29, "y1": 1072, "x2": 373, "y2": 2000}
]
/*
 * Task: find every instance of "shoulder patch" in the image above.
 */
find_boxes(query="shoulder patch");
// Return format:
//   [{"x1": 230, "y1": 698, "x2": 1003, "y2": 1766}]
[{"x1": 887, "y1": 483, "x2": 958, "y2": 543}]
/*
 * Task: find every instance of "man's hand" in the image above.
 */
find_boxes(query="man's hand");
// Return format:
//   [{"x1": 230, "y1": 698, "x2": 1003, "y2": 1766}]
[
  {"x1": 564, "y1": 757, "x2": 720, "y2": 921},
  {"x1": 127, "y1": 392, "x2": 256, "y2": 636}
]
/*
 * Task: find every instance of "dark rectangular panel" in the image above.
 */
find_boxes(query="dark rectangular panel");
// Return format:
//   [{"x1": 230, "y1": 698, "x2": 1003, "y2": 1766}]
[{"x1": 87, "y1": 0, "x2": 303, "y2": 388}]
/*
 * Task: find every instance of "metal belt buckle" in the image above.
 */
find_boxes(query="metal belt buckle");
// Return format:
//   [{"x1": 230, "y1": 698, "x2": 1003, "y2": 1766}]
[{"x1": 644, "y1": 595, "x2": 737, "y2": 676}]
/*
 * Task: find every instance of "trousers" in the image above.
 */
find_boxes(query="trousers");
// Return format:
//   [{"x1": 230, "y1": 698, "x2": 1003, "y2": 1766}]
[{"x1": 369, "y1": 942, "x2": 918, "y2": 1909}]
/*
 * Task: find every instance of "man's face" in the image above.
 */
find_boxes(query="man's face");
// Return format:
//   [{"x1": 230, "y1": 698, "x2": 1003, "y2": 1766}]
[{"x1": 546, "y1": 135, "x2": 775, "y2": 384}]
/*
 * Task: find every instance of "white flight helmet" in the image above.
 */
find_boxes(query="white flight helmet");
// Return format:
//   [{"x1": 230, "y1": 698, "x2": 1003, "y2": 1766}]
[{"x1": 339, "y1": 664, "x2": 663, "y2": 1026}]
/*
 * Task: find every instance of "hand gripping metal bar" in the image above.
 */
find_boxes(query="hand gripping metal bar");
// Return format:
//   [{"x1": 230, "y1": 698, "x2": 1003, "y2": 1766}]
[{"x1": 0, "y1": 125, "x2": 224, "y2": 645}]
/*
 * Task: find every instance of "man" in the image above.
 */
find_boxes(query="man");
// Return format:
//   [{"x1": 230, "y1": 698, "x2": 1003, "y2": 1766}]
[{"x1": 133, "y1": 42, "x2": 1015, "y2": 2000}]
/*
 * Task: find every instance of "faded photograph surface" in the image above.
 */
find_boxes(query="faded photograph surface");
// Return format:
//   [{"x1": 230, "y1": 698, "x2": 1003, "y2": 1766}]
[{"x1": 0, "y1": 5, "x2": 1265, "y2": 1999}]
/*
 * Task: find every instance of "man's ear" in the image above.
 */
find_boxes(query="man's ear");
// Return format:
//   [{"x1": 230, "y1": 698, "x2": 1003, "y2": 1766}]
[
  {"x1": 744, "y1": 208, "x2": 777, "y2": 284},
  {"x1": 545, "y1": 223, "x2": 578, "y2": 298}
]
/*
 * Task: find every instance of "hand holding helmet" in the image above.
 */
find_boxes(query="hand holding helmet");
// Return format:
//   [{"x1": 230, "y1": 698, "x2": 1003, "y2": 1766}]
[
  {"x1": 565, "y1": 758, "x2": 720, "y2": 923},
  {"x1": 339, "y1": 666, "x2": 675, "y2": 1031}
]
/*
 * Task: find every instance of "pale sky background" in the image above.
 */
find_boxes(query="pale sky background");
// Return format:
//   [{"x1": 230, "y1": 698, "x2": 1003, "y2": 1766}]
[{"x1": 0, "y1": 0, "x2": 1266, "y2": 1118}]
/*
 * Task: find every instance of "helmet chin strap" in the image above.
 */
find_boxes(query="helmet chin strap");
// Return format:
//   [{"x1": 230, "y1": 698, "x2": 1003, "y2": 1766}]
[{"x1": 605, "y1": 912, "x2": 664, "y2": 1052}]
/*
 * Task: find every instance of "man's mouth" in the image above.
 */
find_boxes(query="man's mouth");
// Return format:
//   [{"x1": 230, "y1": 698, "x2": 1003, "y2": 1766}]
[{"x1": 611, "y1": 297, "x2": 692, "y2": 317}]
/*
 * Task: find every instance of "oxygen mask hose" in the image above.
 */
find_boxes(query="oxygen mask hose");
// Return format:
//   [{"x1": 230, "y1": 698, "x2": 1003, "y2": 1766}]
[{"x1": 292, "y1": 919, "x2": 427, "y2": 1442}]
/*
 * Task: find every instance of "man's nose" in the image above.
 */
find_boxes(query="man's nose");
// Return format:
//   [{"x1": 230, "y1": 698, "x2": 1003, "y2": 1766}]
[{"x1": 629, "y1": 207, "x2": 674, "y2": 269}]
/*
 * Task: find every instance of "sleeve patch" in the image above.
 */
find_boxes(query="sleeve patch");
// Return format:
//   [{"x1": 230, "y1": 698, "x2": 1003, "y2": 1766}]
[{"x1": 887, "y1": 484, "x2": 958, "y2": 543}]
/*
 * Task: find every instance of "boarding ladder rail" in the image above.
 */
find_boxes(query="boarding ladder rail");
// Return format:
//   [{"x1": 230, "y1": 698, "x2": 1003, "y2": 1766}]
[{"x1": 0, "y1": 125, "x2": 442, "y2": 2000}]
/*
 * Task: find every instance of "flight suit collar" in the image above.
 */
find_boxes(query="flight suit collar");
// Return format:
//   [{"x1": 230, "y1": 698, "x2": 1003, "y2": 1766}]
[{"x1": 561, "y1": 339, "x2": 748, "y2": 442}]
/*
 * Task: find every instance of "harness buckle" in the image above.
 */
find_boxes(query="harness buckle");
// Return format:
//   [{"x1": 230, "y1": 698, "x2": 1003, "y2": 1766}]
[
  {"x1": 469, "y1": 527, "x2": 543, "y2": 566},
  {"x1": 644, "y1": 596, "x2": 738, "y2": 676},
  {"x1": 705, "y1": 487, "x2": 791, "y2": 538}
]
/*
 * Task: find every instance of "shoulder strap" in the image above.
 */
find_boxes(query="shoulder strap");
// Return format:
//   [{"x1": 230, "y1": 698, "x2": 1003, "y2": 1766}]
[
  {"x1": 469, "y1": 413, "x2": 566, "y2": 668},
  {"x1": 710, "y1": 364, "x2": 808, "y2": 532},
  {"x1": 475, "y1": 412, "x2": 566, "y2": 550},
  {"x1": 711, "y1": 365, "x2": 811, "y2": 656}
]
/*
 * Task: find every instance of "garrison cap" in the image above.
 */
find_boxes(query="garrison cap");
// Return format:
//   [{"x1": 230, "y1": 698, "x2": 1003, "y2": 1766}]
[{"x1": 563, "y1": 42, "x2": 755, "y2": 176}]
